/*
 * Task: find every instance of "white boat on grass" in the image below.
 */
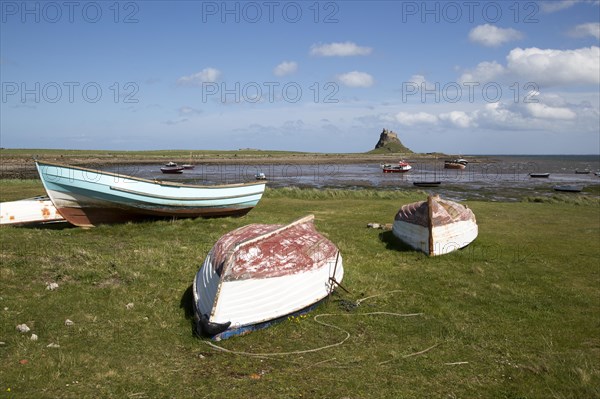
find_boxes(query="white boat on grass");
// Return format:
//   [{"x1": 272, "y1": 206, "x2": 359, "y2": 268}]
[
  {"x1": 35, "y1": 161, "x2": 266, "y2": 228},
  {"x1": 0, "y1": 196, "x2": 65, "y2": 226},
  {"x1": 193, "y1": 214, "x2": 343, "y2": 340},
  {"x1": 393, "y1": 195, "x2": 478, "y2": 256}
]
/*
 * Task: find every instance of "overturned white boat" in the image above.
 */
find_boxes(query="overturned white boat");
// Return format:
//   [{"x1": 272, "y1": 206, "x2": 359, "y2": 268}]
[
  {"x1": 393, "y1": 195, "x2": 478, "y2": 256},
  {"x1": 0, "y1": 196, "x2": 65, "y2": 226},
  {"x1": 193, "y1": 215, "x2": 343, "y2": 340}
]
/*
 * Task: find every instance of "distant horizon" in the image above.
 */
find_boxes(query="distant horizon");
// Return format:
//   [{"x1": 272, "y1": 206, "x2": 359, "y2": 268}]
[{"x1": 2, "y1": 147, "x2": 599, "y2": 157}]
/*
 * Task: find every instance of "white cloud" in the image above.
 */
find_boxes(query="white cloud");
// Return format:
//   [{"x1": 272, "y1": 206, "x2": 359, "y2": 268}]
[
  {"x1": 569, "y1": 22, "x2": 600, "y2": 39},
  {"x1": 439, "y1": 111, "x2": 476, "y2": 128},
  {"x1": 337, "y1": 71, "x2": 374, "y2": 88},
  {"x1": 408, "y1": 74, "x2": 427, "y2": 85},
  {"x1": 177, "y1": 67, "x2": 221, "y2": 86},
  {"x1": 469, "y1": 24, "x2": 523, "y2": 47},
  {"x1": 459, "y1": 46, "x2": 600, "y2": 87},
  {"x1": 540, "y1": 0, "x2": 579, "y2": 13},
  {"x1": 459, "y1": 61, "x2": 506, "y2": 83},
  {"x1": 524, "y1": 103, "x2": 577, "y2": 119},
  {"x1": 395, "y1": 111, "x2": 438, "y2": 126},
  {"x1": 310, "y1": 41, "x2": 372, "y2": 57},
  {"x1": 274, "y1": 61, "x2": 298, "y2": 77},
  {"x1": 387, "y1": 90, "x2": 592, "y2": 132},
  {"x1": 506, "y1": 46, "x2": 600, "y2": 86},
  {"x1": 178, "y1": 106, "x2": 202, "y2": 117}
]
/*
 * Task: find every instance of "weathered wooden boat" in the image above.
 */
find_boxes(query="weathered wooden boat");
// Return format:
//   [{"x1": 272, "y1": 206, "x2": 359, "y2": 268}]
[
  {"x1": 35, "y1": 161, "x2": 266, "y2": 228},
  {"x1": 393, "y1": 195, "x2": 478, "y2": 256},
  {"x1": 553, "y1": 185, "x2": 583, "y2": 193},
  {"x1": 413, "y1": 181, "x2": 441, "y2": 187},
  {"x1": 529, "y1": 173, "x2": 550, "y2": 178},
  {"x1": 382, "y1": 160, "x2": 412, "y2": 173},
  {"x1": 193, "y1": 214, "x2": 343, "y2": 340},
  {"x1": 0, "y1": 196, "x2": 65, "y2": 226}
]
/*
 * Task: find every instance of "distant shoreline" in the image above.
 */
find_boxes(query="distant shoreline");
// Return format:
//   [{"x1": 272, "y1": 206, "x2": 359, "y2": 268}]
[{"x1": 0, "y1": 149, "x2": 494, "y2": 179}]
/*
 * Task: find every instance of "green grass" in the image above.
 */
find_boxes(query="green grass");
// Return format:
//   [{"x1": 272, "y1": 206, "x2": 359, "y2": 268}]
[{"x1": 1, "y1": 182, "x2": 599, "y2": 398}]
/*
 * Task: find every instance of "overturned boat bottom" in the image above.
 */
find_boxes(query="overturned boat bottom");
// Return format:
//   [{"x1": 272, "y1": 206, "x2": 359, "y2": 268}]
[{"x1": 194, "y1": 299, "x2": 327, "y2": 341}]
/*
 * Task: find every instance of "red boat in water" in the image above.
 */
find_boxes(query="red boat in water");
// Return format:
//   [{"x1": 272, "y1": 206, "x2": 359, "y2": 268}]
[{"x1": 382, "y1": 160, "x2": 412, "y2": 173}]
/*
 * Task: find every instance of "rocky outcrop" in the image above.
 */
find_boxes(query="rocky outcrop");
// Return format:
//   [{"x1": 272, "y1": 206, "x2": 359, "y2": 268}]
[{"x1": 372, "y1": 128, "x2": 413, "y2": 153}]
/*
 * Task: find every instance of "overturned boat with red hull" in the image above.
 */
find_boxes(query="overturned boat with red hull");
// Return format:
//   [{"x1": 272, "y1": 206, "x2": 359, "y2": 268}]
[
  {"x1": 193, "y1": 215, "x2": 343, "y2": 340},
  {"x1": 393, "y1": 195, "x2": 478, "y2": 256},
  {"x1": 35, "y1": 161, "x2": 266, "y2": 228}
]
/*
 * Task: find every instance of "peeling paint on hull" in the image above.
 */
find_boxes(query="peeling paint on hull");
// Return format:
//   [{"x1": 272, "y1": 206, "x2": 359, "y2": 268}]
[
  {"x1": 193, "y1": 215, "x2": 344, "y2": 340},
  {"x1": 0, "y1": 196, "x2": 65, "y2": 226},
  {"x1": 393, "y1": 195, "x2": 478, "y2": 256}
]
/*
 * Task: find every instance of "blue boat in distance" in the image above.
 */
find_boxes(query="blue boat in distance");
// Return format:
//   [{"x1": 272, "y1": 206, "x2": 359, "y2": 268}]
[{"x1": 35, "y1": 161, "x2": 267, "y2": 228}]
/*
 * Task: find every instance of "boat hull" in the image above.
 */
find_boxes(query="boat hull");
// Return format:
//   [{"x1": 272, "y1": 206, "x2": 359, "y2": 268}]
[
  {"x1": 393, "y1": 219, "x2": 478, "y2": 256},
  {"x1": 383, "y1": 167, "x2": 411, "y2": 173},
  {"x1": 444, "y1": 163, "x2": 466, "y2": 170},
  {"x1": 193, "y1": 215, "x2": 343, "y2": 340},
  {"x1": 393, "y1": 195, "x2": 478, "y2": 256},
  {"x1": 0, "y1": 196, "x2": 65, "y2": 226},
  {"x1": 36, "y1": 161, "x2": 266, "y2": 227}
]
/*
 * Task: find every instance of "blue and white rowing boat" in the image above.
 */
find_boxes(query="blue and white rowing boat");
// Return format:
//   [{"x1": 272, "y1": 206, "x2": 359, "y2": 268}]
[{"x1": 35, "y1": 161, "x2": 267, "y2": 228}]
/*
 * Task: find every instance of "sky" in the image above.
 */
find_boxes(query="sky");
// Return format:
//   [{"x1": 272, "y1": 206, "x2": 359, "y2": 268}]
[{"x1": 1, "y1": 0, "x2": 599, "y2": 154}]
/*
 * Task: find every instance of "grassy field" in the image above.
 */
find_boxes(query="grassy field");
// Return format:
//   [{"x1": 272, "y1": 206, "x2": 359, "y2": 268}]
[{"x1": 1, "y1": 180, "x2": 599, "y2": 398}]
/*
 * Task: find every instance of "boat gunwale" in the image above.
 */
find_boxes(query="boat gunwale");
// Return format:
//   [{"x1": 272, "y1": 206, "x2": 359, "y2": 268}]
[
  {"x1": 109, "y1": 185, "x2": 266, "y2": 201},
  {"x1": 36, "y1": 160, "x2": 268, "y2": 189}
]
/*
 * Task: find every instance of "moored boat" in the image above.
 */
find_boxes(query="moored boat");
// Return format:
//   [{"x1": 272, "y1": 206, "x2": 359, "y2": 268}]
[
  {"x1": 255, "y1": 172, "x2": 267, "y2": 180},
  {"x1": 0, "y1": 196, "x2": 66, "y2": 226},
  {"x1": 529, "y1": 173, "x2": 550, "y2": 178},
  {"x1": 553, "y1": 185, "x2": 583, "y2": 193},
  {"x1": 444, "y1": 159, "x2": 468, "y2": 169},
  {"x1": 382, "y1": 160, "x2": 412, "y2": 173},
  {"x1": 161, "y1": 162, "x2": 184, "y2": 174},
  {"x1": 35, "y1": 161, "x2": 266, "y2": 228},
  {"x1": 413, "y1": 181, "x2": 441, "y2": 187},
  {"x1": 193, "y1": 214, "x2": 343, "y2": 340},
  {"x1": 393, "y1": 195, "x2": 478, "y2": 256}
]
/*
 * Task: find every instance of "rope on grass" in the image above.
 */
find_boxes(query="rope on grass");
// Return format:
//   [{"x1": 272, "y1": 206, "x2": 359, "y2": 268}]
[
  {"x1": 203, "y1": 289, "x2": 429, "y2": 358},
  {"x1": 203, "y1": 311, "x2": 423, "y2": 357}
]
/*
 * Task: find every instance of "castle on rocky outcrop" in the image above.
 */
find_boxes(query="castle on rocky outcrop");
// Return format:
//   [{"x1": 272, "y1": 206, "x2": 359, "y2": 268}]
[{"x1": 373, "y1": 128, "x2": 413, "y2": 153}]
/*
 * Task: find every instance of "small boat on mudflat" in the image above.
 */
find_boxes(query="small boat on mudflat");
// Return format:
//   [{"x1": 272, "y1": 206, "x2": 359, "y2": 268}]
[
  {"x1": 393, "y1": 195, "x2": 478, "y2": 256},
  {"x1": 0, "y1": 196, "x2": 65, "y2": 226},
  {"x1": 382, "y1": 160, "x2": 412, "y2": 173},
  {"x1": 529, "y1": 173, "x2": 550, "y2": 178},
  {"x1": 444, "y1": 159, "x2": 468, "y2": 170},
  {"x1": 553, "y1": 185, "x2": 583, "y2": 193},
  {"x1": 193, "y1": 215, "x2": 343, "y2": 340},
  {"x1": 35, "y1": 161, "x2": 266, "y2": 228},
  {"x1": 161, "y1": 162, "x2": 184, "y2": 174},
  {"x1": 413, "y1": 181, "x2": 441, "y2": 187}
]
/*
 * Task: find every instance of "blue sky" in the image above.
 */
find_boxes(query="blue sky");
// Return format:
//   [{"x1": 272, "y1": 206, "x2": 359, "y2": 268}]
[{"x1": 1, "y1": 0, "x2": 599, "y2": 154}]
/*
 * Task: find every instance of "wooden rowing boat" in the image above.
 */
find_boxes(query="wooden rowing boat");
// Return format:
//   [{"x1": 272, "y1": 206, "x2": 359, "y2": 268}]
[
  {"x1": 193, "y1": 215, "x2": 343, "y2": 340},
  {"x1": 393, "y1": 195, "x2": 478, "y2": 256},
  {"x1": 35, "y1": 161, "x2": 266, "y2": 228}
]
